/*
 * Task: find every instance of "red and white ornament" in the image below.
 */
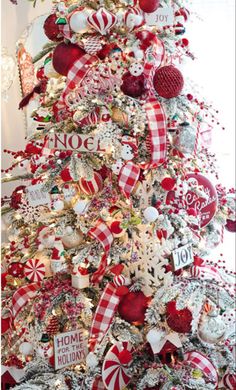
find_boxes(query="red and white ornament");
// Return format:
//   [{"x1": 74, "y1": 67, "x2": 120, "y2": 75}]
[
  {"x1": 102, "y1": 341, "x2": 133, "y2": 390},
  {"x1": 88, "y1": 7, "x2": 117, "y2": 36},
  {"x1": 24, "y1": 258, "x2": 46, "y2": 282},
  {"x1": 223, "y1": 372, "x2": 236, "y2": 390},
  {"x1": 79, "y1": 173, "x2": 103, "y2": 195},
  {"x1": 129, "y1": 62, "x2": 144, "y2": 77},
  {"x1": 84, "y1": 36, "x2": 103, "y2": 55},
  {"x1": 183, "y1": 351, "x2": 218, "y2": 386},
  {"x1": 153, "y1": 65, "x2": 184, "y2": 99},
  {"x1": 8, "y1": 262, "x2": 24, "y2": 278},
  {"x1": 175, "y1": 8, "x2": 190, "y2": 24},
  {"x1": 124, "y1": 7, "x2": 144, "y2": 31}
]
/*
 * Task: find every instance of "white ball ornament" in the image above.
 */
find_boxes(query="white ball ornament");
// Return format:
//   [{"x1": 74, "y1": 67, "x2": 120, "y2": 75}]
[
  {"x1": 129, "y1": 62, "x2": 144, "y2": 77},
  {"x1": 19, "y1": 342, "x2": 34, "y2": 356},
  {"x1": 69, "y1": 9, "x2": 91, "y2": 33},
  {"x1": 73, "y1": 199, "x2": 90, "y2": 215},
  {"x1": 86, "y1": 352, "x2": 99, "y2": 368},
  {"x1": 143, "y1": 206, "x2": 159, "y2": 222}
]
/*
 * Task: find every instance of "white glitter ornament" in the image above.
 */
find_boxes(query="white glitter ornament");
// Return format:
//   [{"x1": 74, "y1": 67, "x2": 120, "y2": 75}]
[
  {"x1": 143, "y1": 206, "x2": 159, "y2": 222},
  {"x1": 19, "y1": 342, "x2": 34, "y2": 356},
  {"x1": 69, "y1": 9, "x2": 92, "y2": 33},
  {"x1": 198, "y1": 307, "x2": 226, "y2": 344}
]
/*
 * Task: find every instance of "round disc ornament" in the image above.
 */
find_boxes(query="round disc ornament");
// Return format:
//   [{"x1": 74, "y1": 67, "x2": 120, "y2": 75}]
[
  {"x1": 102, "y1": 341, "x2": 133, "y2": 390},
  {"x1": 166, "y1": 173, "x2": 217, "y2": 228},
  {"x1": 24, "y1": 258, "x2": 46, "y2": 282}
]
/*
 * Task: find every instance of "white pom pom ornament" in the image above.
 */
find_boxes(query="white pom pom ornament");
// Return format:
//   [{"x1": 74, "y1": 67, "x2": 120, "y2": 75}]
[
  {"x1": 143, "y1": 206, "x2": 159, "y2": 222},
  {"x1": 19, "y1": 342, "x2": 34, "y2": 356}
]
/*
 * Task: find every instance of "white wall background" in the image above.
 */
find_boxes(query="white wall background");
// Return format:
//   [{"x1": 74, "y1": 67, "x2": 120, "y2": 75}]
[{"x1": 1, "y1": 0, "x2": 235, "y2": 267}]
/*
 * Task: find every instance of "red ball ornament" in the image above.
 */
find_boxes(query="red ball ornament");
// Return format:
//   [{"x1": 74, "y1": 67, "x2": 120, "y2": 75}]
[
  {"x1": 139, "y1": 0, "x2": 160, "y2": 13},
  {"x1": 118, "y1": 291, "x2": 149, "y2": 325},
  {"x1": 60, "y1": 167, "x2": 73, "y2": 182},
  {"x1": 52, "y1": 43, "x2": 86, "y2": 76},
  {"x1": 153, "y1": 65, "x2": 184, "y2": 99},
  {"x1": 79, "y1": 173, "x2": 103, "y2": 195},
  {"x1": 136, "y1": 30, "x2": 159, "y2": 51},
  {"x1": 121, "y1": 72, "x2": 145, "y2": 98},
  {"x1": 225, "y1": 219, "x2": 236, "y2": 233},
  {"x1": 1, "y1": 273, "x2": 8, "y2": 290},
  {"x1": 110, "y1": 221, "x2": 123, "y2": 235},
  {"x1": 166, "y1": 301, "x2": 192, "y2": 333},
  {"x1": 43, "y1": 14, "x2": 63, "y2": 42},
  {"x1": 1, "y1": 317, "x2": 11, "y2": 334},
  {"x1": 161, "y1": 177, "x2": 176, "y2": 191},
  {"x1": 8, "y1": 262, "x2": 25, "y2": 278}
]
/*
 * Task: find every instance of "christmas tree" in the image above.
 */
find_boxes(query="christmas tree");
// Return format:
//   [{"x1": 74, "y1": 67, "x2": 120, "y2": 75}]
[{"x1": 1, "y1": 0, "x2": 236, "y2": 389}]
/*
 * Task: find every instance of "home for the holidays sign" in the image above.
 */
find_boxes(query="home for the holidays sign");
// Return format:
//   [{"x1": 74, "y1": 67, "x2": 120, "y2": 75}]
[
  {"x1": 48, "y1": 133, "x2": 106, "y2": 153},
  {"x1": 54, "y1": 329, "x2": 88, "y2": 369}
]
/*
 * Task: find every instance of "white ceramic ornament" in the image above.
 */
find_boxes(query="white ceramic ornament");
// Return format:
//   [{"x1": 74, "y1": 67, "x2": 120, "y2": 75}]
[
  {"x1": 129, "y1": 62, "x2": 144, "y2": 77},
  {"x1": 198, "y1": 308, "x2": 226, "y2": 344},
  {"x1": 73, "y1": 199, "x2": 90, "y2": 215},
  {"x1": 143, "y1": 206, "x2": 159, "y2": 222},
  {"x1": 112, "y1": 159, "x2": 123, "y2": 175},
  {"x1": 69, "y1": 9, "x2": 91, "y2": 33},
  {"x1": 52, "y1": 200, "x2": 64, "y2": 212},
  {"x1": 19, "y1": 342, "x2": 34, "y2": 356},
  {"x1": 121, "y1": 145, "x2": 134, "y2": 161}
]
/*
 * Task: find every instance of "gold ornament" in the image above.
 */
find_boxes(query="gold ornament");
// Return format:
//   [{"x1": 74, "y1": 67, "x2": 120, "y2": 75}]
[{"x1": 111, "y1": 107, "x2": 129, "y2": 127}]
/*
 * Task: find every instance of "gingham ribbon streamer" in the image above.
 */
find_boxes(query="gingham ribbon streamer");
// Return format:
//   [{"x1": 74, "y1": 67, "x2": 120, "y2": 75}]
[
  {"x1": 92, "y1": 376, "x2": 106, "y2": 390},
  {"x1": 54, "y1": 53, "x2": 97, "y2": 114},
  {"x1": 89, "y1": 283, "x2": 120, "y2": 349},
  {"x1": 118, "y1": 161, "x2": 140, "y2": 198},
  {"x1": 142, "y1": 39, "x2": 167, "y2": 168},
  {"x1": 12, "y1": 283, "x2": 39, "y2": 319},
  {"x1": 184, "y1": 351, "x2": 218, "y2": 385},
  {"x1": 89, "y1": 221, "x2": 114, "y2": 283}
]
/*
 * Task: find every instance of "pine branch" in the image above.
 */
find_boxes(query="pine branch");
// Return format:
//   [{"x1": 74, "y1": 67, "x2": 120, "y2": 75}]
[
  {"x1": 32, "y1": 43, "x2": 56, "y2": 64},
  {"x1": 1, "y1": 174, "x2": 33, "y2": 183}
]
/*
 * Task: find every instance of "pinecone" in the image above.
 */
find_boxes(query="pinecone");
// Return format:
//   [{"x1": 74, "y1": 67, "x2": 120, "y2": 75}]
[{"x1": 46, "y1": 316, "x2": 60, "y2": 336}]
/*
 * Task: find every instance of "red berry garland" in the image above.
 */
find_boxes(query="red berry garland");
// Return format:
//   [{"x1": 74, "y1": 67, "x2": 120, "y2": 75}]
[{"x1": 153, "y1": 65, "x2": 184, "y2": 99}]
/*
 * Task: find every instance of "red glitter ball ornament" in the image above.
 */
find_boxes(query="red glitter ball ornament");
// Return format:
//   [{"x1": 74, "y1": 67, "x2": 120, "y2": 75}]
[
  {"x1": 1, "y1": 317, "x2": 11, "y2": 334},
  {"x1": 139, "y1": 0, "x2": 160, "y2": 13},
  {"x1": 43, "y1": 14, "x2": 63, "y2": 42},
  {"x1": 166, "y1": 301, "x2": 192, "y2": 333},
  {"x1": 153, "y1": 65, "x2": 184, "y2": 99},
  {"x1": 52, "y1": 43, "x2": 86, "y2": 76},
  {"x1": 121, "y1": 72, "x2": 145, "y2": 98},
  {"x1": 161, "y1": 177, "x2": 176, "y2": 191},
  {"x1": 8, "y1": 262, "x2": 25, "y2": 278},
  {"x1": 118, "y1": 291, "x2": 149, "y2": 325},
  {"x1": 225, "y1": 219, "x2": 236, "y2": 233}
]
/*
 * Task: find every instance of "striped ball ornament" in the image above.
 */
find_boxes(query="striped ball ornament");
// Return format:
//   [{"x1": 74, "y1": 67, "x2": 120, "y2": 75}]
[
  {"x1": 79, "y1": 172, "x2": 103, "y2": 195},
  {"x1": 223, "y1": 372, "x2": 236, "y2": 390}
]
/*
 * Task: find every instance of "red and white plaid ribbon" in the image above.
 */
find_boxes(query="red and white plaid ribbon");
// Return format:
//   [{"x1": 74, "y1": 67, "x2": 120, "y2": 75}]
[
  {"x1": 92, "y1": 376, "x2": 106, "y2": 390},
  {"x1": 142, "y1": 39, "x2": 167, "y2": 169},
  {"x1": 184, "y1": 351, "x2": 218, "y2": 386},
  {"x1": 89, "y1": 221, "x2": 113, "y2": 283},
  {"x1": 12, "y1": 283, "x2": 39, "y2": 319},
  {"x1": 58, "y1": 24, "x2": 72, "y2": 40},
  {"x1": 118, "y1": 161, "x2": 140, "y2": 198},
  {"x1": 54, "y1": 53, "x2": 97, "y2": 116},
  {"x1": 89, "y1": 282, "x2": 120, "y2": 349}
]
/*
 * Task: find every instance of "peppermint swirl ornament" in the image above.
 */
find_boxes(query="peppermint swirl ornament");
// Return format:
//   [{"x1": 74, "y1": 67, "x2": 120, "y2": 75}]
[{"x1": 24, "y1": 258, "x2": 46, "y2": 282}]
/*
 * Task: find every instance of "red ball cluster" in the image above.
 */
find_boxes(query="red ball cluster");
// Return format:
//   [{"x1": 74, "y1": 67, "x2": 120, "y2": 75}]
[
  {"x1": 166, "y1": 301, "x2": 192, "y2": 333},
  {"x1": 153, "y1": 65, "x2": 184, "y2": 99}
]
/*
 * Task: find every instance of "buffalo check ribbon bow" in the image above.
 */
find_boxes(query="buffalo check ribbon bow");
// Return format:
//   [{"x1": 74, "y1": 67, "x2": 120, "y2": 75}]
[
  {"x1": 12, "y1": 282, "x2": 40, "y2": 320},
  {"x1": 88, "y1": 220, "x2": 114, "y2": 284},
  {"x1": 141, "y1": 37, "x2": 167, "y2": 169},
  {"x1": 54, "y1": 52, "x2": 98, "y2": 119}
]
